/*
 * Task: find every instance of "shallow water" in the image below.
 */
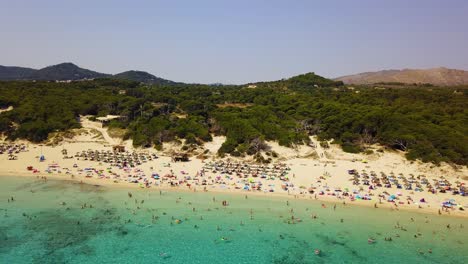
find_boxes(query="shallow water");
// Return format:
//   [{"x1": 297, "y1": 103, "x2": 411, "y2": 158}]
[{"x1": 0, "y1": 176, "x2": 467, "y2": 264}]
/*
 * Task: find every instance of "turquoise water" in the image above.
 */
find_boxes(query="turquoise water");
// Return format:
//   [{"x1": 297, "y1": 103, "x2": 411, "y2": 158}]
[{"x1": 0, "y1": 176, "x2": 467, "y2": 264}]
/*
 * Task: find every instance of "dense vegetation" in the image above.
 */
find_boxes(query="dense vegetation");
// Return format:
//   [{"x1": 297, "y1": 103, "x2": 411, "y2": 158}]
[
  {"x1": 113, "y1": 71, "x2": 177, "y2": 85},
  {"x1": 0, "y1": 73, "x2": 467, "y2": 165}
]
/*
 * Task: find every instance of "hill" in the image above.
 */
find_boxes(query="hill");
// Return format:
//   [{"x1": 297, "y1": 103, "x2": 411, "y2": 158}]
[
  {"x1": 0, "y1": 66, "x2": 37, "y2": 80},
  {"x1": 27, "y1": 63, "x2": 109, "y2": 80},
  {"x1": 0, "y1": 63, "x2": 176, "y2": 83},
  {"x1": 252, "y1": 72, "x2": 343, "y2": 89},
  {"x1": 112, "y1": 70, "x2": 177, "y2": 85},
  {"x1": 286, "y1": 72, "x2": 344, "y2": 87},
  {"x1": 335, "y1": 67, "x2": 468, "y2": 86}
]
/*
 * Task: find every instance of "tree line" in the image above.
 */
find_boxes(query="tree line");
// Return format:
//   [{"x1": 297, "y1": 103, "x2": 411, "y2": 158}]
[{"x1": 0, "y1": 74, "x2": 466, "y2": 165}]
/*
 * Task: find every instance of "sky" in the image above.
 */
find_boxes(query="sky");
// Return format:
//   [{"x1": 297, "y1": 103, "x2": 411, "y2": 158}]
[{"x1": 1, "y1": 0, "x2": 468, "y2": 84}]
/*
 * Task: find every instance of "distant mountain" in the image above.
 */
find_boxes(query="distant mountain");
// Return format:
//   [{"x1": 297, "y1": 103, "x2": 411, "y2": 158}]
[
  {"x1": 27, "y1": 63, "x2": 109, "y2": 80},
  {"x1": 0, "y1": 66, "x2": 37, "y2": 80},
  {"x1": 335, "y1": 67, "x2": 468, "y2": 86},
  {"x1": 112, "y1": 70, "x2": 177, "y2": 85},
  {"x1": 0, "y1": 63, "x2": 179, "y2": 84}
]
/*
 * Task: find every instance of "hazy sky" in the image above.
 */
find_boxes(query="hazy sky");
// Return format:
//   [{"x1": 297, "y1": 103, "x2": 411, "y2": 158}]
[{"x1": 1, "y1": 0, "x2": 467, "y2": 84}]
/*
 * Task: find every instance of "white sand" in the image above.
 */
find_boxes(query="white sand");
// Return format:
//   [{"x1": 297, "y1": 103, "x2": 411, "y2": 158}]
[{"x1": 0, "y1": 126, "x2": 466, "y2": 218}]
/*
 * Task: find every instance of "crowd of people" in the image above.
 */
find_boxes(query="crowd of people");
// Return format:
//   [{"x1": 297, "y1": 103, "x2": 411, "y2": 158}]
[{"x1": 0, "y1": 143, "x2": 28, "y2": 160}]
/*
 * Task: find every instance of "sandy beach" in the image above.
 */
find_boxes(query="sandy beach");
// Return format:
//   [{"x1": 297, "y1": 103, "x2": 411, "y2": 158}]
[{"x1": 1, "y1": 117, "x2": 467, "y2": 218}]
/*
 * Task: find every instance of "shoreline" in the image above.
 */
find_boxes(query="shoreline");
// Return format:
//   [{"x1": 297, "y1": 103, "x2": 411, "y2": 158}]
[{"x1": 2, "y1": 171, "x2": 466, "y2": 219}]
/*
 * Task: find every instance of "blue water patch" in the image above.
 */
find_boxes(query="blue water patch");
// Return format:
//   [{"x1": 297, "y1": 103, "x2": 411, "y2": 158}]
[{"x1": 0, "y1": 176, "x2": 467, "y2": 263}]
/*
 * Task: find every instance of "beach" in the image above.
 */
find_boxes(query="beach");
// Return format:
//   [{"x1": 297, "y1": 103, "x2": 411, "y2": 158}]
[{"x1": 0, "y1": 117, "x2": 466, "y2": 219}]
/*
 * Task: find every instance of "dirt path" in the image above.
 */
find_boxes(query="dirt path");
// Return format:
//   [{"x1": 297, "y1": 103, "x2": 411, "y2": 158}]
[
  {"x1": 80, "y1": 116, "x2": 118, "y2": 145},
  {"x1": 0, "y1": 106, "x2": 13, "y2": 114},
  {"x1": 310, "y1": 136, "x2": 327, "y2": 160}
]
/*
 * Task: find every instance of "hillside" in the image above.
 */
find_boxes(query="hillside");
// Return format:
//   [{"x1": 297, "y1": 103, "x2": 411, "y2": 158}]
[
  {"x1": 335, "y1": 67, "x2": 468, "y2": 86},
  {"x1": 27, "y1": 63, "x2": 109, "y2": 80},
  {"x1": 113, "y1": 70, "x2": 177, "y2": 85},
  {"x1": 253, "y1": 72, "x2": 343, "y2": 89},
  {"x1": 0, "y1": 63, "x2": 176, "y2": 84},
  {"x1": 0, "y1": 66, "x2": 37, "y2": 80},
  {"x1": 0, "y1": 79, "x2": 466, "y2": 165}
]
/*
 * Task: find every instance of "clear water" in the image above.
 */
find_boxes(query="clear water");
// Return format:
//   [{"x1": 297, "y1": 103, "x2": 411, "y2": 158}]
[{"x1": 0, "y1": 176, "x2": 467, "y2": 264}]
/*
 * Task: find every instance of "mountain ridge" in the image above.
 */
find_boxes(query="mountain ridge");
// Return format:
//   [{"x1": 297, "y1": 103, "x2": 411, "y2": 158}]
[
  {"x1": 335, "y1": 67, "x2": 468, "y2": 86},
  {"x1": 0, "y1": 62, "x2": 176, "y2": 84},
  {"x1": 28, "y1": 62, "x2": 109, "y2": 80},
  {"x1": 3, "y1": 63, "x2": 468, "y2": 86},
  {"x1": 0, "y1": 65, "x2": 37, "y2": 80}
]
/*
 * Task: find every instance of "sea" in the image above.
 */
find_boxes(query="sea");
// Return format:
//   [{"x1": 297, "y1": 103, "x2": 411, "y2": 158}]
[{"x1": 0, "y1": 175, "x2": 467, "y2": 264}]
